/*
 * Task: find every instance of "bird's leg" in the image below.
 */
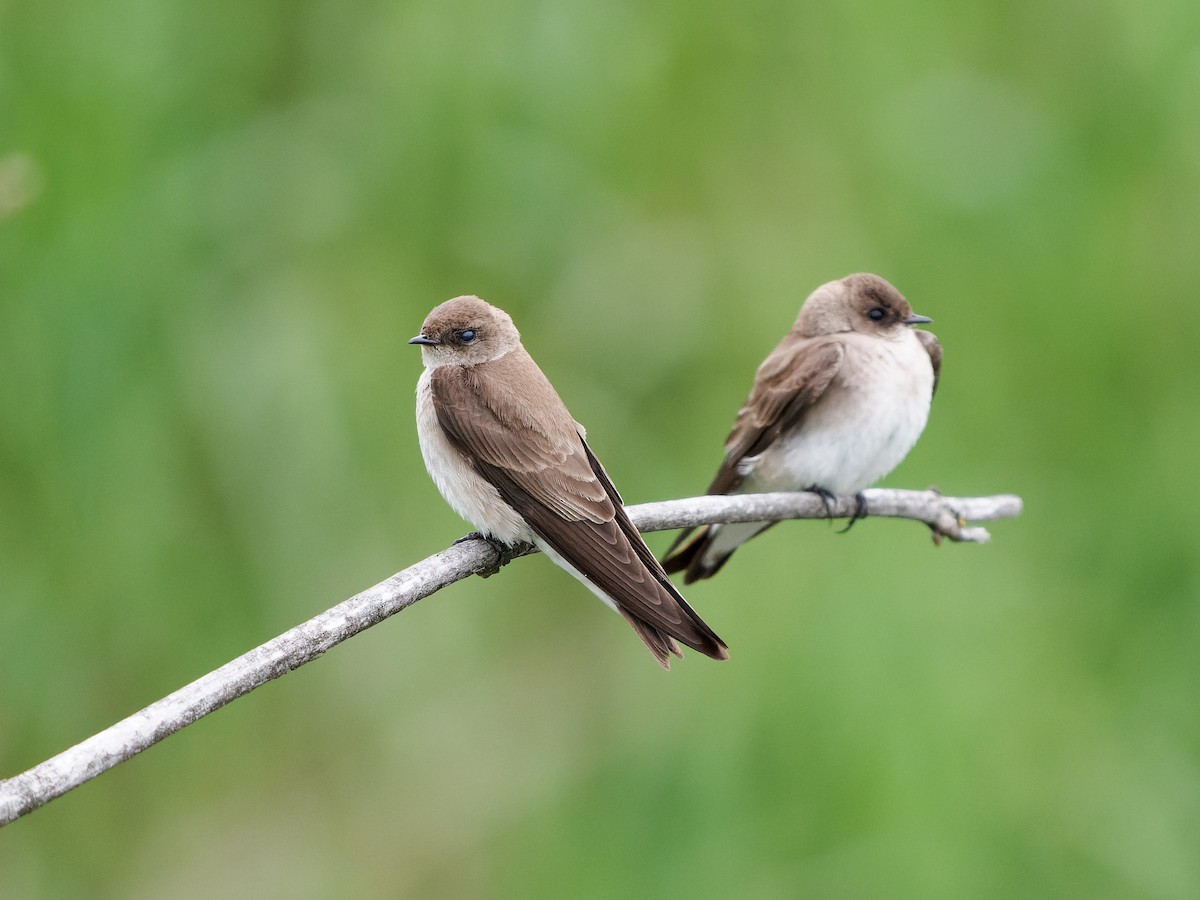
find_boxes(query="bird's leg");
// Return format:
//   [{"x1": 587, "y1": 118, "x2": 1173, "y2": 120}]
[
  {"x1": 454, "y1": 531, "x2": 520, "y2": 577},
  {"x1": 836, "y1": 492, "x2": 869, "y2": 533},
  {"x1": 807, "y1": 485, "x2": 839, "y2": 522}
]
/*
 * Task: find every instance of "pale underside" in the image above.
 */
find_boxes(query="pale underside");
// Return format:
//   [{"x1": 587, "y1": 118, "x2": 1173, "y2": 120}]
[{"x1": 699, "y1": 330, "x2": 935, "y2": 565}]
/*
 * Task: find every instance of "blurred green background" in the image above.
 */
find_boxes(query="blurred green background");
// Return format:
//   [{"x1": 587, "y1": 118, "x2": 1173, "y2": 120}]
[{"x1": 2, "y1": 0, "x2": 1197, "y2": 896}]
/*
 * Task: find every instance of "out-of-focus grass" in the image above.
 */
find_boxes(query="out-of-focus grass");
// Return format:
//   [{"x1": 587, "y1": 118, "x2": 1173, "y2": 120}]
[{"x1": 2, "y1": 1, "x2": 1198, "y2": 897}]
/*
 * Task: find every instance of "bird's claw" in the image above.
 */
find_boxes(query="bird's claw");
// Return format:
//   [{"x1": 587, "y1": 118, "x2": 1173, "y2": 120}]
[
  {"x1": 807, "y1": 485, "x2": 839, "y2": 521},
  {"x1": 455, "y1": 531, "x2": 518, "y2": 577},
  {"x1": 836, "y1": 492, "x2": 869, "y2": 533},
  {"x1": 807, "y1": 485, "x2": 868, "y2": 532}
]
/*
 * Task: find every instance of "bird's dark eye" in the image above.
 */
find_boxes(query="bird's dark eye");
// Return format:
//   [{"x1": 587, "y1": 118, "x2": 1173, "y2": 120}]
[
  {"x1": 459, "y1": 329, "x2": 477, "y2": 343},
  {"x1": 867, "y1": 308, "x2": 886, "y2": 321}
]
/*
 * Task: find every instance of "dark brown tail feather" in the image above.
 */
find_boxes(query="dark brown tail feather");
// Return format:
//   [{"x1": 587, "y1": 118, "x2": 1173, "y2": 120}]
[
  {"x1": 664, "y1": 521, "x2": 780, "y2": 584},
  {"x1": 662, "y1": 526, "x2": 736, "y2": 584},
  {"x1": 661, "y1": 526, "x2": 702, "y2": 576},
  {"x1": 619, "y1": 612, "x2": 684, "y2": 669},
  {"x1": 618, "y1": 529, "x2": 730, "y2": 661},
  {"x1": 576, "y1": 441, "x2": 729, "y2": 664}
]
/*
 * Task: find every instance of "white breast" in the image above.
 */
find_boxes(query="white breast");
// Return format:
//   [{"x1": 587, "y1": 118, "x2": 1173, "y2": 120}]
[
  {"x1": 414, "y1": 370, "x2": 533, "y2": 544},
  {"x1": 743, "y1": 331, "x2": 934, "y2": 495}
]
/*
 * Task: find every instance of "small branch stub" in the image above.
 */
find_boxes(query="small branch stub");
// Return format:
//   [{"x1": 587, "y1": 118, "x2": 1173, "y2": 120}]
[{"x1": 0, "y1": 488, "x2": 1022, "y2": 827}]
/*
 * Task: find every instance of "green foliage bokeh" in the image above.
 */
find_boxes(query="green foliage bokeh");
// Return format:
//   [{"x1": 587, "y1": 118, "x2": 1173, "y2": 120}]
[{"x1": 2, "y1": 2, "x2": 1198, "y2": 897}]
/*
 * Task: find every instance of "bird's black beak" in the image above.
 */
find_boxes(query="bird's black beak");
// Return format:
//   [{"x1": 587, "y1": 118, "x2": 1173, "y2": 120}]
[
  {"x1": 408, "y1": 334, "x2": 440, "y2": 346},
  {"x1": 904, "y1": 314, "x2": 933, "y2": 325}
]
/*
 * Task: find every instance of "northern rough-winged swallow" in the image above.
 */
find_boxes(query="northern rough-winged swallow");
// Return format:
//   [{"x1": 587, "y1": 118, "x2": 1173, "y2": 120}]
[
  {"x1": 410, "y1": 296, "x2": 729, "y2": 668},
  {"x1": 663, "y1": 273, "x2": 942, "y2": 584}
]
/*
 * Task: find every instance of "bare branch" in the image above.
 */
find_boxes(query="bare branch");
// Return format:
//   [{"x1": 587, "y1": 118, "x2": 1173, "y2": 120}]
[
  {"x1": 630, "y1": 489, "x2": 1021, "y2": 544},
  {"x1": 0, "y1": 488, "x2": 1021, "y2": 826}
]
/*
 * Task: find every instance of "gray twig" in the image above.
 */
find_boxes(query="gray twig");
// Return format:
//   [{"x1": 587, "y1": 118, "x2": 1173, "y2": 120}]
[{"x1": 0, "y1": 488, "x2": 1022, "y2": 826}]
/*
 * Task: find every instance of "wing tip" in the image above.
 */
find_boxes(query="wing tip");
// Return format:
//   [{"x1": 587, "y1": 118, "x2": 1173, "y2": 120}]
[{"x1": 621, "y1": 611, "x2": 729, "y2": 669}]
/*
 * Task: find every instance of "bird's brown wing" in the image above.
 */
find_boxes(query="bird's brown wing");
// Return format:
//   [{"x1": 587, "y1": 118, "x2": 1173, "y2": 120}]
[
  {"x1": 430, "y1": 351, "x2": 727, "y2": 664},
  {"x1": 706, "y1": 336, "x2": 846, "y2": 494},
  {"x1": 915, "y1": 329, "x2": 942, "y2": 397},
  {"x1": 662, "y1": 337, "x2": 843, "y2": 575}
]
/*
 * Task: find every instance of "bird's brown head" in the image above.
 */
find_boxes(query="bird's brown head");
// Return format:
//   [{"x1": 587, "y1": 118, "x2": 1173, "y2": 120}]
[
  {"x1": 408, "y1": 296, "x2": 521, "y2": 367},
  {"x1": 795, "y1": 273, "x2": 932, "y2": 339}
]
